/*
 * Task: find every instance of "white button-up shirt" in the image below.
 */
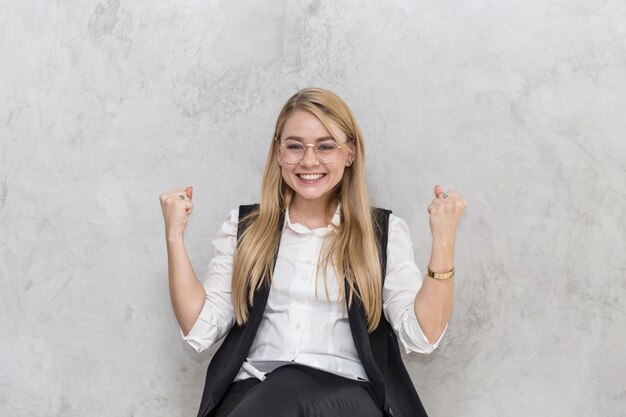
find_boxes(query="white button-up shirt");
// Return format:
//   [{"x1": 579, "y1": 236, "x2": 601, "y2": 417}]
[{"x1": 182, "y1": 205, "x2": 447, "y2": 382}]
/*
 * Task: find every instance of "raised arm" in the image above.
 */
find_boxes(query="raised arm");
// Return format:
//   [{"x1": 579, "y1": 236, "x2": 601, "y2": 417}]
[
  {"x1": 159, "y1": 186, "x2": 206, "y2": 335},
  {"x1": 414, "y1": 185, "x2": 467, "y2": 344}
]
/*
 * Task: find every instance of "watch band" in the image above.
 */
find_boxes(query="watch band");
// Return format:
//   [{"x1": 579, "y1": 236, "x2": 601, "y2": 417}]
[{"x1": 427, "y1": 266, "x2": 455, "y2": 280}]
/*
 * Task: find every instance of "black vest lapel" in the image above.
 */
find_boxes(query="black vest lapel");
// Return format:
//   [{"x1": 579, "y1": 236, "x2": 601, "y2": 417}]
[
  {"x1": 345, "y1": 282, "x2": 386, "y2": 408},
  {"x1": 345, "y1": 207, "x2": 391, "y2": 410}
]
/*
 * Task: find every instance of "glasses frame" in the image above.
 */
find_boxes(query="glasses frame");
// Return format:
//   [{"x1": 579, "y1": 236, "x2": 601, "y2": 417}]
[{"x1": 275, "y1": 137, "x2": 354, "y2": 165}]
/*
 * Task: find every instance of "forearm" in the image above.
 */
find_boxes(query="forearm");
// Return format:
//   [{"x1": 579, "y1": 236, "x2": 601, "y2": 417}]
[
  {"x1": 414, "y1": 235, "x2": 455, "y2": 344},
  {"x1": 166, "y1": 235, "x2": 206, "y2": 335}
]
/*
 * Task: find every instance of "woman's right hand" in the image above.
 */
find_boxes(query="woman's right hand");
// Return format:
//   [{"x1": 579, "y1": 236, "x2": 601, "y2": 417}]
[{"x1": 159, "y1": 186, "x2": 194, "y2": 240}]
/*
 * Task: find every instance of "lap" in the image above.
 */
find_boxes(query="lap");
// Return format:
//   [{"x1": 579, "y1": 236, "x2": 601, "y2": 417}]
[{"x1": 215, "y1": 364, "x2": 382, "y2": 417}]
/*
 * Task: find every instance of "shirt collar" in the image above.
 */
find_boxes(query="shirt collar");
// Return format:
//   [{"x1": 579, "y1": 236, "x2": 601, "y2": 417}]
[{"x1": 284, "y1": 203, "x2": 342, "y2": 237}]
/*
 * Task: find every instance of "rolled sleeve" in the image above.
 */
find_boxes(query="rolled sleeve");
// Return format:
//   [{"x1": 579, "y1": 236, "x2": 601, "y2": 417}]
[
  {"x1": 383, "y1": 214, "x2": 447, "y2": 354},
  {"x1": 397, "y1": 305, "x2": 447, "y2": 354},
  {"x1": 181, "y1": 208, "x2": 238, "y2": 352}
]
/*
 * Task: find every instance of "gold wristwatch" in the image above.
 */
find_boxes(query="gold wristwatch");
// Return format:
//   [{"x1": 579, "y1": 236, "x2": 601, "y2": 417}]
[{"x1": 427, "y1": 266, "x2": 455, "y2": 280}]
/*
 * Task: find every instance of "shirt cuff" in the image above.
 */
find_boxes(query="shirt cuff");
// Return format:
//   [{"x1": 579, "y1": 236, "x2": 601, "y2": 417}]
[
  {"x1": 397, "y1": 306, "x2": 447, "y2": 354},
  {"x1": 179, "y1": 299, "x2": 227, "y2": 353}
]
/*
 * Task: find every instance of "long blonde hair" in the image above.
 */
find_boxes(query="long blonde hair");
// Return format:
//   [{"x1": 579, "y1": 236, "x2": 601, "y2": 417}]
[{"x1": 232, "y1": 88, "x2": 382, "y2": 332}]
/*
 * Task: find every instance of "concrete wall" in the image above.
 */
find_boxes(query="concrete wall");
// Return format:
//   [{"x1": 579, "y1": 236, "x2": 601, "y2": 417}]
[{"x1": 1, "y1": 1, "x2": 624, "y2": 416}]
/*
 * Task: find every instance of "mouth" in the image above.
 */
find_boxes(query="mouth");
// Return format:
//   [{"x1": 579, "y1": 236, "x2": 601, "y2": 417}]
[{"x1": 296, "y1": 173, "x2": 327, "y2": 183}]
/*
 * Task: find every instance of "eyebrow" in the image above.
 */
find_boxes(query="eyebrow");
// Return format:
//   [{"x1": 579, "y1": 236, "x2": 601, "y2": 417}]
[{"x1": 283, "y1": 136, "x2": 336, "y2": 142}]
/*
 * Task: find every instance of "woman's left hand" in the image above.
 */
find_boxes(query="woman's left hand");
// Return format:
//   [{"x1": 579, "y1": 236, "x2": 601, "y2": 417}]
[{"x1": 427, "y1": 185, "x2": 467, "y2": 241}]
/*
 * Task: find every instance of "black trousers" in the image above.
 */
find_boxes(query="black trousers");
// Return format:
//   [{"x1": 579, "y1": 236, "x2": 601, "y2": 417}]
[{"x1": 214, "y1": 364, "x2": 383, "y2": 417}]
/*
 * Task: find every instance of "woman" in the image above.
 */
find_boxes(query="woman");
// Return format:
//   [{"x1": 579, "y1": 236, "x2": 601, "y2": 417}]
[{"x1": 159, "y1": 88, "x2": 467, "y2": 417}]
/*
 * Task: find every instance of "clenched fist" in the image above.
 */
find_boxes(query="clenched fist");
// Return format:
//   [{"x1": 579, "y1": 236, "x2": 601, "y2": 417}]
[
  {"x1": 427, "y1": 184, "x2": 467, "y2": 241},
  {"x1": 159, "y1": 186, "x2": 194, "y2": 239}
]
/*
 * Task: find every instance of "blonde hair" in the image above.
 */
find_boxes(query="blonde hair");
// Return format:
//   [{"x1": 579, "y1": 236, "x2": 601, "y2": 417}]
[{"x1": 232, "y1": 88, "x2": 382, "y2": 332}]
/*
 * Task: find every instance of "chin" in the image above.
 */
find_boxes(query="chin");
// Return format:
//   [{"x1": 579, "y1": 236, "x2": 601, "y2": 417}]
[{"x1": 294, "y1": 189, "x2": 328, "y2": 200}]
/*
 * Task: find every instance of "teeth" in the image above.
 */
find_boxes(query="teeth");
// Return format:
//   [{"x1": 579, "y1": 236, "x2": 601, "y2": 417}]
[{"x1": 299, "y1": 174, "x2": 324, "y2": 181}]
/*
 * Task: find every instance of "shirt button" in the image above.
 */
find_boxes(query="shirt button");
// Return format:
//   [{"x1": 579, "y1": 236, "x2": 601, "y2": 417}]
[{"x1": 295, "y1": 324, "x2": 301, "y2": 330}]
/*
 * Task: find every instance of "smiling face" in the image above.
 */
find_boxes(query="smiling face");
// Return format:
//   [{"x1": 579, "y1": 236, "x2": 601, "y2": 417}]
[{"x1": 276, "y1": 110, "x2": 354, "y2": 208}]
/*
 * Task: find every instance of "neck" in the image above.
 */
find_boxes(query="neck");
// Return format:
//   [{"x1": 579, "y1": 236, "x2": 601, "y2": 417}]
[{"x1": 290, "y1": 196, "x2": 338, "y2": 228}]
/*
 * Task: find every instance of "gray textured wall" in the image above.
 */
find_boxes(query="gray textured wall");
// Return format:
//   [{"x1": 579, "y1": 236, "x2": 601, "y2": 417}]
[{"x1": 1, "y1": 1, "x2": 625, "y2": 416}]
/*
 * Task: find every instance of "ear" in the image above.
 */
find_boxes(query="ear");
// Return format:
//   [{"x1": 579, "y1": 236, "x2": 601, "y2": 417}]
[{"x1": 345, "y1": 140, "x2": 356, "y2": 166}]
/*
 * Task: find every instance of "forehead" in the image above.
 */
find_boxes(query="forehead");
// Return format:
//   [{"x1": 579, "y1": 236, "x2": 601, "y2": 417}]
[{"x1": 281, "y1": 110, "x2": 346, "y2": 142}]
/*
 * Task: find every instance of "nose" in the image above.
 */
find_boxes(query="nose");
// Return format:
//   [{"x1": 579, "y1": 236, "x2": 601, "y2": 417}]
[{"x1": 300, "y1": 145, "x2": 320, "y2": 166}]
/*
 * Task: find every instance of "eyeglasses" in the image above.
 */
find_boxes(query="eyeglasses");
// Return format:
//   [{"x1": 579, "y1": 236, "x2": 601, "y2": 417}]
[{"x1": 276, "y1": 138, "x2": 352, "y2": 164}]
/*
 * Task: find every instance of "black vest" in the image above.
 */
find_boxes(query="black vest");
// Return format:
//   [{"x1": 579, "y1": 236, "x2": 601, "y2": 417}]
[{"x1": 196, "y1": 204, "x2": 429, "y2": 417}]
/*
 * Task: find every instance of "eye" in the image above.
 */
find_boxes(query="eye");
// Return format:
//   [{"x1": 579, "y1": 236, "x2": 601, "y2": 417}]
[
  {"x1": 317, "y1": 142, "x2": 338, "y2": 151},
  {"x1": 285, "y1": 142, "x2": 304, "y2": 150}
]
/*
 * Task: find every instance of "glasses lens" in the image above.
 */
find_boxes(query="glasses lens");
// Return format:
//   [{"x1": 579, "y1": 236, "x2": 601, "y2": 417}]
[
  {"x1": 282, "y1": 141, "x2": 304, "y2": 163},
  {"x1": 316, "y1": 141, "x2": 340, "y2": 162}
]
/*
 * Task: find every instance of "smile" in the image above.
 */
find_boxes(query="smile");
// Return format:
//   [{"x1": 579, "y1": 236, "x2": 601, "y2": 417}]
[{"x1": 296, "y1": 173, "x2": 327, "y2": 182}]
